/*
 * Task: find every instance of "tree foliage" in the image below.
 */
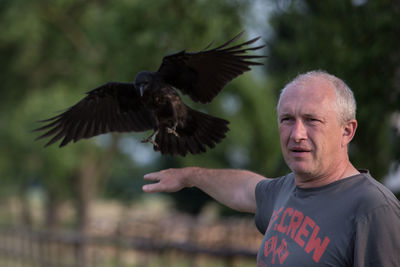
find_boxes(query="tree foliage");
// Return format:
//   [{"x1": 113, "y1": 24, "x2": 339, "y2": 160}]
[{"x1": 0, "y1": 0, "x2": 281, "y2": 219}]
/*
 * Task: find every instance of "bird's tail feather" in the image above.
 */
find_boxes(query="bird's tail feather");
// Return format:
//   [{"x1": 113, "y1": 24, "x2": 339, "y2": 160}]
[{"x1": 154, "y1": 107, "x2": 229, "y2": 156}]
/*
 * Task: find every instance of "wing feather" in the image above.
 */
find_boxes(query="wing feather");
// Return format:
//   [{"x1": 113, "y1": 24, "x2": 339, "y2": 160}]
[
  {"x1": 34, "y1": 82, "x2": 156, "y2": 147},
  {"x1": 157, "y1": 32, "x2": 265, "y2": 103}
]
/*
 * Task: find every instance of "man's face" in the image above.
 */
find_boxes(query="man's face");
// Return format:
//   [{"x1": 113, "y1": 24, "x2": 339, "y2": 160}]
[{"x1": 277, "y1": 77, "x2": 347, "y2": 180}]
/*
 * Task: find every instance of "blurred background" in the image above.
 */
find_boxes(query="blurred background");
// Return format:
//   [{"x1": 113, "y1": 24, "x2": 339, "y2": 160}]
[{"x1": 0, "y1": 0, "x2": 399, "y2": 266}]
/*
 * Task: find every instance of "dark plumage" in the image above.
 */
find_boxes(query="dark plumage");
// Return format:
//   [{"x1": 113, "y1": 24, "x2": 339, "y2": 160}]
[{"x1": 34, "y1": 32, "x2": 265, "y2": 156}]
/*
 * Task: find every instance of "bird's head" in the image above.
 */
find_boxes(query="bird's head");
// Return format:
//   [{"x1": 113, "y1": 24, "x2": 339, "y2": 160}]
[{"x1": 134, "y1": 71, "x2": 157, "y2": 97}]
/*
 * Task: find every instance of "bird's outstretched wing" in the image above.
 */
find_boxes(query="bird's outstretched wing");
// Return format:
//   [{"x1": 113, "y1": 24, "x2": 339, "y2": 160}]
[
  {"x1": 156, "y1": 32, "x2": 265, "y2": 104},
  {"x1": 34, "y1": 82, "x2": 156, "y2": 147},
  {"x1": 154, "y1": 106, "x2": 229, "y2": 156}
]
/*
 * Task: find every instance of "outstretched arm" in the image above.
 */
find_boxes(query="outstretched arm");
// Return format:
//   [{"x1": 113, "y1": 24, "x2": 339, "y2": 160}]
[{"x1": 142, "y1": 167, "x2": 269, "y2": 213}]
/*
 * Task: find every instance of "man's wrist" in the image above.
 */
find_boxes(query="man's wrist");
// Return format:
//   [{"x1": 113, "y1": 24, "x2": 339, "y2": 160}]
[{"x1": 182, "y1": 166, "x2": 202, "y2": 188}]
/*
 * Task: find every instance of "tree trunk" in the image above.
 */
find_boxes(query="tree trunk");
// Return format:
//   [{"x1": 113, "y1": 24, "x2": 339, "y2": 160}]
[
  {"x1": 72, "y1": 136, "x2": 119, "y2": 265},
  {"x1": 20, "y1": 185, "x2": 32, "y2": 227},
  {"x1": 45, "y1": 190, "x2": 62, "y2": 232}
]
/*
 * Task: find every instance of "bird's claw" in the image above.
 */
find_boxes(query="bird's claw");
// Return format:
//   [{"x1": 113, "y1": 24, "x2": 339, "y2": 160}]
[
  {"x1": 141, "y1": 130, "x2": 159, "y2": 147},
  {"x1": 167, "y1": 127, "x2": 179, "y2": 137},
  {"x1": 141, "y1": 137, "x2": 159, "y2": 148}
]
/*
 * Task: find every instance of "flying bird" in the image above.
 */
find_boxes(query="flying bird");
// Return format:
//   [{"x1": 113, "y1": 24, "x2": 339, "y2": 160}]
[{"x1": 34, "y1": 32, "x2": 265, "y2": 156}]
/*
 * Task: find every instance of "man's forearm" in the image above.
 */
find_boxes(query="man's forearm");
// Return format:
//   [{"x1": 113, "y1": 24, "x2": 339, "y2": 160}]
[{"x1": 185, "y1": 167, "x2": 266, "y2": 213}]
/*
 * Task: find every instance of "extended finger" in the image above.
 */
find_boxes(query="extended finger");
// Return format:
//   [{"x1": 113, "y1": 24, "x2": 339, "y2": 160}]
[
  {"x1": 142, "y1": 180, "x2": 171, "y2": 193},
  {"x1": 142, "y1": 183, "x2": 159, "y2": 193},
  {"x1": 143, "y1": 172, "x2": 161, "y2": 181}
]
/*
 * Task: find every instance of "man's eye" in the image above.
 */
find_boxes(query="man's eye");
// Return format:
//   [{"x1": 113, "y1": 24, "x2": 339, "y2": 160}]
[{"x1": 308, "y1": 118, "x2": 321, "y2": 123}]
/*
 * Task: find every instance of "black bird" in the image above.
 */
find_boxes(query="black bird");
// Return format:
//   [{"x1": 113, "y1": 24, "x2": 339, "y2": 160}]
[{"x1": 34, "y1": 32, "x2": 265, "y2": 156}]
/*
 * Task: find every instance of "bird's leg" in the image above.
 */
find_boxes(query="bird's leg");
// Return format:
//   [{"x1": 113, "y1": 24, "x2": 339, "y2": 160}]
[
  {"x1": 166, "y1": 105, "x2": 180, "y2": 137},
  {"x1": 166, "y1": 122, "x2": 179, "y2": 137},
  {"x1": 141, "y1": 129, "x2": 159, "y2": 148}
]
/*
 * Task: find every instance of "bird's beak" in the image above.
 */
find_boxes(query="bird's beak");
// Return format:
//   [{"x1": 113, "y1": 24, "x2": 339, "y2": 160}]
[{"x1": 139, "y1": 84, "x2": 145, "y2": 97}]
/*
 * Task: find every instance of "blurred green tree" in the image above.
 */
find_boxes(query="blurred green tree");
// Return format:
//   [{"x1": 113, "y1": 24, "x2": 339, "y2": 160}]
[{"x1": 0, "y1": 0, "x2": 282, "y2": 230}]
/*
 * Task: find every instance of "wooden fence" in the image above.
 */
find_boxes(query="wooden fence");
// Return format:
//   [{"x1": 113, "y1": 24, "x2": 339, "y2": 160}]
[{"x1": 0, "y1": 216, "x2": 261, "y2": 267}]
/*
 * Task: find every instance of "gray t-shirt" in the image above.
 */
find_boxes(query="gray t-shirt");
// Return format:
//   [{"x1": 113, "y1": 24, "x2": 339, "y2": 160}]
[{"x1": 255, "y1": 170, "x2": 400, "y2": 266}]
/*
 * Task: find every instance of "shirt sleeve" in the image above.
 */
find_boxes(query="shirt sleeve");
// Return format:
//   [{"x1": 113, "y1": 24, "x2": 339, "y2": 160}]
[
  {"x1": 254, "y1": 179, "x2": 273, "y2": 234},
  {"x1": 254, "y1": 176, "x2": 289, "y2": 234},
  {"x1": 354, "y1": 204, "x2": 400, "y2": 267}
]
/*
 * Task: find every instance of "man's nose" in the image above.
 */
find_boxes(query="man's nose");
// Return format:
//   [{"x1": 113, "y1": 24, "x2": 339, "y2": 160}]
[{"x1": 291, "y1": 120, "x2": 307, "y2": 142}]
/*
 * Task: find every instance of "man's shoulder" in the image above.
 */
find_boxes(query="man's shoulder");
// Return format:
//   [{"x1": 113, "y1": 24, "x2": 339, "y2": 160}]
[
  {"x1": 255, "y1": 173, "x2": 295, "y2": 205},
  {"x1": 256, "y1": 172, "x2": 295, "y2": 192},
  {"x1": 356, "y1": 171, "x2": 396, "y2": 202},
  {"x1": 350, "y1": 171, "x2": 400, "y2": 217}
]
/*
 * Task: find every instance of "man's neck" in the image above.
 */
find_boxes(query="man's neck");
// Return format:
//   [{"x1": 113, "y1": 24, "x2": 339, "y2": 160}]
[{"x1": 294, "y1": 163, "x2": 360, "y2": 188}]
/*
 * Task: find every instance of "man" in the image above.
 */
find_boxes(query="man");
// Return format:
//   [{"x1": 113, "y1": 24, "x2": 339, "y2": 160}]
[{"x1": 142, "y1": 70, "x2": 400, "y2": 266}]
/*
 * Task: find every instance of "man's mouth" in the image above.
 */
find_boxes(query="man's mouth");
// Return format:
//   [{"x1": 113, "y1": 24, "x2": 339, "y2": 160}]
[{"x1": 289, "y1": 147, "x2": 311, "y2": 155}]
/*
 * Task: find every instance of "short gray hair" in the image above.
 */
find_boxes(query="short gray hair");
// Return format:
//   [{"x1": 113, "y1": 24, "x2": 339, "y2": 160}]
[{"x1": 278, "y1": 70, "x2": 357, "y2": 124}]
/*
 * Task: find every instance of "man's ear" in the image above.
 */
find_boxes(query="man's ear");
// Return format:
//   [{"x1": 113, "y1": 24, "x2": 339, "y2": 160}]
[{"x1": 342, "y1": 119, "x2": 357, "y2": 147}]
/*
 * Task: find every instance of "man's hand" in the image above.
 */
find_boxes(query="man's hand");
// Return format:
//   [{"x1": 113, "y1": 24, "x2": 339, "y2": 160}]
[{"x1": 142, "y1": 168, "x2": 193, "y2": 193}]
